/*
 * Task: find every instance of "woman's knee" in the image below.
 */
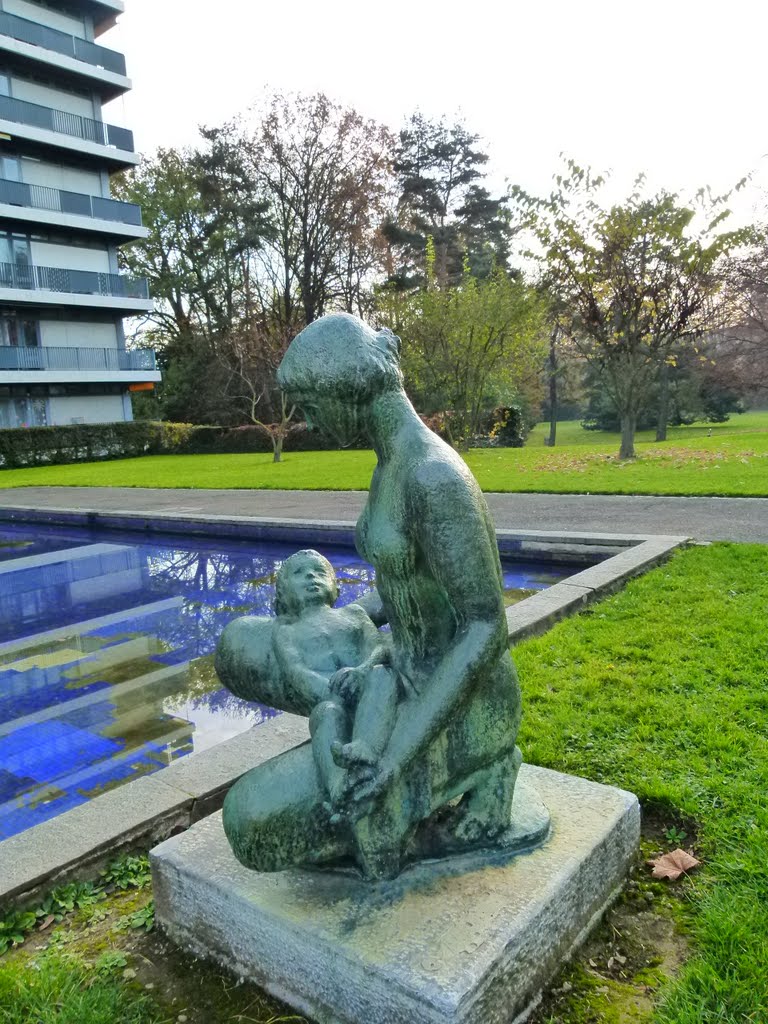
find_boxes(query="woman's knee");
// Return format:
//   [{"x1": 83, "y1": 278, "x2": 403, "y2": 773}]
[{"x1": 221, "y1": 741, "x2": 341, "y2": 872}]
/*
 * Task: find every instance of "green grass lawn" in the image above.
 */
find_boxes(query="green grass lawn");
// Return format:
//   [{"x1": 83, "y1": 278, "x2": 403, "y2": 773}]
[
  {"x1": 2, "y1": 411, "x2": 768, "y2": 495},
  {"x1": 1, "y1": 544, "x2": 765, "y2": 1023},
  {"x1": 516, "y1": 542, "x2": 768, "y2": 1023}
]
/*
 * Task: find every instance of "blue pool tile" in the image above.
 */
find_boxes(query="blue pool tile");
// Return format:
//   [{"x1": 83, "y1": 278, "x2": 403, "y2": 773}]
[{"x1": 0, "y1": 720, "x2": 123, "y2": 782}]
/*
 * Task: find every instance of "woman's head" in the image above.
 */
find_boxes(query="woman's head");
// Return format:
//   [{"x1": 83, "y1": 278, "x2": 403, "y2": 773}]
[{"x1": 277, "y1": 314, "x2": 402, "y2": 445}]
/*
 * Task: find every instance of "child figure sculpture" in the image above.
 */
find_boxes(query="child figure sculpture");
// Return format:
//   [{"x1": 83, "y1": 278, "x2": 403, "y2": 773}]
[{"x1": 272, "y1": 550, "x2": 398, "y2": 828}]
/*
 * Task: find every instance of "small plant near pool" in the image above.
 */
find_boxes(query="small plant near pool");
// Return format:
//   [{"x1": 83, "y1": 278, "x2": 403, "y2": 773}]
[{"x1": 0, "y1": 853, "x2": 152, "y2": 955}]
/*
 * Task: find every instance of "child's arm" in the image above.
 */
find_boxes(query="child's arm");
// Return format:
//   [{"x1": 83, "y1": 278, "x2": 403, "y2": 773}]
[{"x1": 329, "y1": 609, "x2": 393, "y2": 704}]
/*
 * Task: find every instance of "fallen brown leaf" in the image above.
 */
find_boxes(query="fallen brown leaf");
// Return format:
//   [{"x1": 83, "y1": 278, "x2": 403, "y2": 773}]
[
  {"x1": 38, "y1": 914, "x2": 55, "y2": 931},
  {"x1": 647, "y1": 848, "x2": 701, "y2": 881}
]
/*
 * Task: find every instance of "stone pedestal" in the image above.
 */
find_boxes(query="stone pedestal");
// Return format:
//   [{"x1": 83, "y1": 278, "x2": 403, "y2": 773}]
[{"x1": 151, "y1": 764, "x2": 639, "y2": 1024}]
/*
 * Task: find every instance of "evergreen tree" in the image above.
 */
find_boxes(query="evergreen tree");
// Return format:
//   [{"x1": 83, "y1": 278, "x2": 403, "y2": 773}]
[{"x1": 383, "y1": 113, "x2": 512, "y2": 290}]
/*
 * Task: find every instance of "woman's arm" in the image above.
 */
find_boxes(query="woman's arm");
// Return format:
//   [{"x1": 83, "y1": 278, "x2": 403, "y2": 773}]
[
  {"x1": 352, "y1": 587, "x2": 388, "y2": 627},
  {"x1": 351, "y1": 459, "x2": 508, "y2": 803}
]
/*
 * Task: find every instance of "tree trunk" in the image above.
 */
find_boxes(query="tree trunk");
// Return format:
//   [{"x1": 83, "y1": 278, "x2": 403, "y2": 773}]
[
  {"x1": 272, "y1": 394, "x2": 294, "y2": 463},
  {"x1": 619, "y1": 410, "x2": 637, "y2": 459},
  {"x1": 547, "y1": 328, "x2": 558, "y2": 447},
  {"x1": 655, "y1": 361, "x2": 670, "y2": 442}
]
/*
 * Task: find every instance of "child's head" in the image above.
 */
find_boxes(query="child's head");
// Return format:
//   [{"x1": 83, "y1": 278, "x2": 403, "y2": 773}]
[{"x1": 275, "y1": 549, "x2": 338, "y2": 617}]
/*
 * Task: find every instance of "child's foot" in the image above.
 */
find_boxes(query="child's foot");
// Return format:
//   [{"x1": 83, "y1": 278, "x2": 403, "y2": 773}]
[{"x1": 322, "y1": 764, "x2": 350, "y2": 825}]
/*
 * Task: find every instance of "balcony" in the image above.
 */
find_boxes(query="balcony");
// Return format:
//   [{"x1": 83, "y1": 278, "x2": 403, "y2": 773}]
[
  {"x1": 0, "y1": 94, "x2": 135, "y2": 165},
  {"x1": 0, "y1": 261, "x2": 148, "y2": 299},
  {"x1": 0, "y1": 177, "x2": 145, "y2": 239},
  {"x1": 0, "y1": 345, "x2": 155, "y2": 372},
  {"x1": 0, "y1": 11, "x2": 126, "y2": 75}
]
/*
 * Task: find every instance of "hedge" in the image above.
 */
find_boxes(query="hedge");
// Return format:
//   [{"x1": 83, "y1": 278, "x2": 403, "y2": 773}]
[
  {"x1": 0, "y1": 412, "x2": 519, "y2": 470},
  {"x1": 0, "y1": 420, "x2": 352, "y2": 469}
]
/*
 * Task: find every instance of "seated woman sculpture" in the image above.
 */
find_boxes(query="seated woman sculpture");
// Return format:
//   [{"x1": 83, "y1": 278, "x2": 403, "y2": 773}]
[
  {"x1": 217, "y1": 313, "x2": 543, "y2": 881},
  {"x1": 270, "y1": 548, "x2": 398, "y2": 819}
]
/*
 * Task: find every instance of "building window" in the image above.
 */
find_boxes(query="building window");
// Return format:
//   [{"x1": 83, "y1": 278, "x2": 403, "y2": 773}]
[
  {"x1": 0, "y1": 232, "x2": 31, "y2": 266},
  {"x1": 0, "y1": 318, "x2": 39, "y2": 347},
  {"x1": 0, "y1": 156, "x2": 21, "y2": 182},
  {"x1": 0, "y1": 397, "x2": 47, "y2": 428}
]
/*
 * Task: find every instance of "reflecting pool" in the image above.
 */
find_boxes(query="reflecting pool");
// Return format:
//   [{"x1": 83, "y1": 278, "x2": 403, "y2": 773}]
[{"x1": 0, "y1": 522, "x2": 572, "y2": 840}]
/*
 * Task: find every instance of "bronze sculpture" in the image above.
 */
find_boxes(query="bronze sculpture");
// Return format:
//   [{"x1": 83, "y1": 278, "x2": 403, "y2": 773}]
[{"x1": 216, "y1": 313, "x2": 547, "y2": 880}]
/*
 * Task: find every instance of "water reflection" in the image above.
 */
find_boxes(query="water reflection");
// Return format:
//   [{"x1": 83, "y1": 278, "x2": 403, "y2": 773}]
[{"x1": 0, "y1": 522, "x2": 569, "y2": 840}]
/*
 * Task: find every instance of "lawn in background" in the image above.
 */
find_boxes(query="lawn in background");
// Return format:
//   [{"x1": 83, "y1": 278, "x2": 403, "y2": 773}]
[{"x1": 1, "y1": 411, "x2": 768, "y2": 496}]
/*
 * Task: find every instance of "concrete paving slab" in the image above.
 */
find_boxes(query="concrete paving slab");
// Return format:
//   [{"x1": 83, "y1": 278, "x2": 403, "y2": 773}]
[
  {"x1": 507, "y1": 583, "x2": 594, "y2": 642},
  {"x1": 563, "y1": 536, "x2": 687, "y2": 594}
]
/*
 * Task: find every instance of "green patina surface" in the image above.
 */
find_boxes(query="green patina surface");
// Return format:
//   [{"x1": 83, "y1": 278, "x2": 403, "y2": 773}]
[{"x1": 216, "y1": 314, "x2": 543, "y2": 881}]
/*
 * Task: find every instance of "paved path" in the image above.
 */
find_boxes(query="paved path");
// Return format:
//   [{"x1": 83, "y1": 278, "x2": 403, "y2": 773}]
[{"x1": 0, "y1": 487, "x2": 767, "y2": 543}]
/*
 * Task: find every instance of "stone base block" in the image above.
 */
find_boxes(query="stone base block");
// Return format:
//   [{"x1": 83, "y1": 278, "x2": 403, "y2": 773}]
[{"x1": 151, "y1": 764, "x2": 639, "y2": 1024}]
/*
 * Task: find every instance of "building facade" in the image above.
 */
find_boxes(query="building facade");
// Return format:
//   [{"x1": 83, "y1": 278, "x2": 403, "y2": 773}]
[{"x1": 0, "y1": 0, "x2": 155, "y2": 429}]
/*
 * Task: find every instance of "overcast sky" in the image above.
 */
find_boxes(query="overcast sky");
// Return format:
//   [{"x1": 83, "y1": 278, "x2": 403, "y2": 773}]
[{"x1": 104, "y1": 0, "x2": 767, "y2": 222}]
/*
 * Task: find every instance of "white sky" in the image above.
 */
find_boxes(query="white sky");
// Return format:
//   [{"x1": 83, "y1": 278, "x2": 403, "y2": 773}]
[{"x1": 104, "y1": 0, "x2": 768, "y2": 223}]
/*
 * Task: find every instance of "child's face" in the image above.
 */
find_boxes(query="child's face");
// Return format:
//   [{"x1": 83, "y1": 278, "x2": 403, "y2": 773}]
[{"x1": 281, "y1": 553, "x2": 337, "y2": 612}]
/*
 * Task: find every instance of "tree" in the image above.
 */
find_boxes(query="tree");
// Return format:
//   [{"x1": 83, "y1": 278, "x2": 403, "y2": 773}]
[
  {"x1": 717, "y1": 227, "x2": 768, "y2": 399},
  {"x1": 377, "y1": 241, "x2": 547, "y2": 443},
  {"x1": 383, "y1": 113, "x2": 513, "y2": 290},
  {"x1": 219, "y1": 320, "x2": 296, "y2": 462},
  {"x1": 114, "y1": 146, "x2": 273, "y2": 424},
  {"x1": 114, "y1": 96, "x2": 394, "y2": 427},
  {"x1": 511, "y1": 163, "x2": 744, "y2": 458},
  {"x1": 248, "y1": 92, "x2": 394, "y2": 327},
  {"x1": 114, "y1": 148, "x2": 270, "y2": 348}
]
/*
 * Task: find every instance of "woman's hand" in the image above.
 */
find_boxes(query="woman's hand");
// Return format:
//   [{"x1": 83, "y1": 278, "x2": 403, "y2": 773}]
[{"x1": 341, "y1": 755, "x2": 397, "y2": 822}]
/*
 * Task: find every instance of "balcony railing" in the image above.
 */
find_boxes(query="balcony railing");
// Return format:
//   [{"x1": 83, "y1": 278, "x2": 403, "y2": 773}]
[
  {"x1": 0, "y1": 345, "x2": 156, "y2": 371},
  {"x1": 0, "y1": 94, "x2": 133, "y2": 151},
  {"x1": 0, "y1": 261, "x2": 149, "y2": 299},
  {"x1": 0, "y1": 11, "x2": 126, "y2": 75},
  {"x1": 0, "y1": 177, "x2": 142, "y2": 226}
]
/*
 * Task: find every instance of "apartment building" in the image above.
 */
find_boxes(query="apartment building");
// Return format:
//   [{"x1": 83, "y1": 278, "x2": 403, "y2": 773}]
[{"x1": 0, "y1": 0, "x2": 156, "y2": 428}]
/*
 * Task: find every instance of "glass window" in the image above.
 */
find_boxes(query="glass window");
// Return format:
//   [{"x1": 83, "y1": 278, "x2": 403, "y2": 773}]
[
  {"x1": 0, "y1": 318, "x2": 39, "y2": 347},
  {"x1": 0, "y1": 233, "x2": 30, "y2": 266},
  {"x1": 0, "y1": 156, "x2": 21, "y2": 181},
  {"x1": 21, "y1": 320, "x2": 39, "y2": 347},
  {"x1": 10, "y1": 397, "x2": 47, "y2": 428},
  {"x1": 0, "y1": 75, "x2": 10, "y2": 98},
  {"x1": 29, "y1": 398, "x2": 47, "y2": 426},
  {"x1": 0, "y1": 397, "x2": 48, "y2": 428},
  {"x1": 12, "y1": 236, "x2": 30, "y2": 266}
]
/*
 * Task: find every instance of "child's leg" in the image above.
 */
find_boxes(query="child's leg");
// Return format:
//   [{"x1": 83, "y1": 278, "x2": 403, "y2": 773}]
[
  {"x1": 309, "y1": 700, "x2": 350, "y2": 818},
  {"x1": 331, "y1": 666, "x2": 398, "y2": 769}
]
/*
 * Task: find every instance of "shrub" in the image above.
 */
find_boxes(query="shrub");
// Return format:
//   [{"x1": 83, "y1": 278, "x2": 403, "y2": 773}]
[
  {"x1": 0, "y1": 419, "x2": 369, "y2": 469},
  {"x1": 0, "y1": 422, "x2": 164, "y2": 469},
  {"x1": 488, "y1": 405, "x2": 531, "y2": 448}
]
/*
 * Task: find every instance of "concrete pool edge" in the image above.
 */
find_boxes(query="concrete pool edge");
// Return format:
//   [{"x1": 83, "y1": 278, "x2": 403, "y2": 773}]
[{"x1": 0, "y1": 508, "x2": 688, "y2": 908}]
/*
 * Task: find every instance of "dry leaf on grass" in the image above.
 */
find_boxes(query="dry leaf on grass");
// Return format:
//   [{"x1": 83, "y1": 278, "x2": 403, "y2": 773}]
[{"x1": 647, "y1": 848, "x2": 701, "y2": 880}]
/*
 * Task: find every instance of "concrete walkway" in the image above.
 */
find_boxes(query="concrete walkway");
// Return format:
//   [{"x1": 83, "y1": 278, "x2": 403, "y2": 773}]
[{"x1": 0, "y1": 486, "x2": 767, "y2": 543}]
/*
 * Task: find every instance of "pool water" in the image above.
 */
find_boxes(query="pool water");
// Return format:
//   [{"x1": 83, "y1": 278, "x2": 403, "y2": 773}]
[{"x1": 0, "y1": 522, "x2": 572, "y2": 840}]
